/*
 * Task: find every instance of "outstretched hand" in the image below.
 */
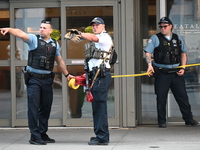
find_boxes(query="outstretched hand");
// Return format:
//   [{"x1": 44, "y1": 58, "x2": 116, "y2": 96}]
[
  {"x1": 64, "y1": 32, "x2": 81, "y2": 43},
  {"x1": 0, "y1": 28, "x2": 9, "y2": 35},
  {"x1": 67, "y1": 29, "x2": 81, "y2": 35}
]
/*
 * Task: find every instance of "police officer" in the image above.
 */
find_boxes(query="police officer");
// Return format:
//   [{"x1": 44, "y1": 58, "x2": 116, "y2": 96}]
[
  {"x1": 144, "y1": 17, "x2": 198, "y2": 128},
  {"x1": 80, "y1": 17, "x2": 113, "y2": 145},
  {"x1": 0, "y1": 20, "x2": 73, "y2": 145}
]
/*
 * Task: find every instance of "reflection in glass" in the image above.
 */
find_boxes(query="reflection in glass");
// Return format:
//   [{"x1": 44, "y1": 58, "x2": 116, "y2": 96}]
[
  {"x1": 168, "y1": 0, "x2": 200, "y2": 118},
  {"x1": 14, "y1": 8, "x2": 61, "y2": 60},
  {"x1": 66, "y1": 6, "x2": 113, "y2": 59},
  {"x1": 0, "y1": 9, "x2": 10, "y2": 60},
  {"x1": 141, "y1": 0, "x2": 157, "y2": 124},
  {"x1": 65, "y1": 6, "x2": 115, "y2": 119},
  {"x1": 141, "y1": 0, "x2": 200, "y2": 124},
  {"x1": 0, "y1": 67, "x2": 11, "y2": 119},
  {"x1": 14, "y1": 7, "x2": 62, "y2": 119},
  {"x1": 51, "y1": 66, "x2": 62, "y2": 119},
  {"x1": 16, "y1": 66, "x2": 27, "y2": 119}
]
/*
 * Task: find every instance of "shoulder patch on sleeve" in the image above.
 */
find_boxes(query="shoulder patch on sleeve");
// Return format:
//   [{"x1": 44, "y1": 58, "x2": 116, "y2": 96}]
[{"x1": 147, "y1": 39, "x2": 152, "y2": 43}]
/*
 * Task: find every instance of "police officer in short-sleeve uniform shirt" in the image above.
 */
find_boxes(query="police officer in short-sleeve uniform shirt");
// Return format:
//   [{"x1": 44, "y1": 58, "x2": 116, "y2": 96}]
[{"x1": 144, "y1": 17, "x2": 198, "y2": 128}]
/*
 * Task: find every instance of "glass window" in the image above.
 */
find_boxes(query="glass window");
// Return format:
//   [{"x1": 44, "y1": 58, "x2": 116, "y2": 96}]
[
  {"x1": 16, "y1": 67, "x2": 27, "y2": 119},
  {"x1": 14, "y1": 8, "x2": 61, "y2": 60},
  {"x1": 0, "y1": 66, "x2": 11, "y2": 119},
  {"x1": 141, "y1": 0, "x2": 157, "y2": 124},
  {"x1": 14, "y1": 8, "x2": 62, "y2": 119},
  {"x1": 0, "y1": 9, "x2": 10, "y2": 60},
  {"x1": 65, "y1": 6, "x2": 115, "y2": 118},
  {"x1": 66, "y1": 6, "x2": 113, "y2": 59},
  {"x1": 141, "y1": 0, "x2": 200, "y2": 124},
  {"x1": 0, "y1": 8, "x2": 11, "y2": 121},
  {"x1": 168, "y1": 0, "x2": 200, "y2": 118}
]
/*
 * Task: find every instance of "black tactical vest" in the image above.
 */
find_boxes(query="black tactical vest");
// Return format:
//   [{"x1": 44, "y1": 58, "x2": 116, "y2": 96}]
[
  {"x1": 154, "y1": 33, "x2": 181, "y2": 64},
  {"x1": 28, "y1": 35, "x2": 57, "y2": 71}
]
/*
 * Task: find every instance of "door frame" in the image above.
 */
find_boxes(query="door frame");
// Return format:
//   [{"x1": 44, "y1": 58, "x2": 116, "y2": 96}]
[
  {"x1": 0, "y1": 1, "x2": 10, "y2": 127},
  {"x1": 9, "y1": 1, "x2": 62, "y2": 127},
  {"x1": 60, "y1": 0, "x2": 120, "y2": 127},
  {"x1": 2, "y1": 0, "x2": 140, "y2": 128}
]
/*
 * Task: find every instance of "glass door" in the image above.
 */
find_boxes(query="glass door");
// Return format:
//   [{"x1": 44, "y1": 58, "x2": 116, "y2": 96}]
[
  {"x1": 141, "y1": 0, "x2": 200, "y2": 125},
  {"x1": 61, "y1": 1, "x2": 119, "y2": 126},
  {"x1": 141, "y1": 0, "x2": 157, "y2": 124},
  {"x1": 13, "y1": 7, "x2": 63, "y2": 126},
  {"x1": 0, "y1": 8, "x2": 11, "y2": 126},
  {"x1": 167, "y1": 0, "x2": 200, "y2": 123}
]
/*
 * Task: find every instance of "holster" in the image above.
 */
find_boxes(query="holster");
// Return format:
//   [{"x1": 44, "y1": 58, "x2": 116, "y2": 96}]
[
  {"x1": 99, "y1": 63, "x2": 106, "y2": 77},
  {"x1": 22, "y1": 67, "x2": 31, "y2": 85},
  {"x1": 91, "y1": 64, "x2": 106, "y2": 78}
]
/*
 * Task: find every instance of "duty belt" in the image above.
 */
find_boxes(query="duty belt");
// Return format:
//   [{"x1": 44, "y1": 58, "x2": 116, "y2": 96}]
[
  {"x1": 154, "y1": 66, "x2": 181, "y2": 74},
  {"x1": 90, "y1": 68, "x2": 110, "y2": 73},
  {"x1": 105, "y1": 68, "x2": 111, "y2": 72},
  {"x1": 31, "y1": 72, "x2": 53, "y2": 79}
]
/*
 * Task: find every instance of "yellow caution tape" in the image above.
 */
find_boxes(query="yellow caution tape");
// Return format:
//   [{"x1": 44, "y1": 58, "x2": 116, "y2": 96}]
[
  {"x1": 176, "y1": 63, "x2": 200, "y2": 68},
  {"x1": 68, "y1": 78, "x2": 80, "y2": 89},
  {"x1": 112, "y1": 63, "x2": 200, "y2": 78},
  {"x1": 112, "y1": 72, "x2": 150, "y2": 78}
]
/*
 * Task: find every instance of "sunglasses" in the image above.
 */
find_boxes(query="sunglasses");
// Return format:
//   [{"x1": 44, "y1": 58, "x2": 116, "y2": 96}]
[
  {"x1": 41, "y1": 20, "x2": 51, "y2": 24},
  {"x1": 159, "y1": 25, "x2": 169, "y2": 29}
]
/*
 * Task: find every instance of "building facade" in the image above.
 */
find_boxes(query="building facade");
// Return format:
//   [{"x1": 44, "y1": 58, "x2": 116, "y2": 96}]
[{"x1": 0, "y1": 0, "x2": 200, "y2": 127}]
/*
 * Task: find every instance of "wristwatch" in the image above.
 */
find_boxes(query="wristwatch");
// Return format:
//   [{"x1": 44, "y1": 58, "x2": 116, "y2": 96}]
[{"x1": 65, "y1": 73, "x2": 70, "y2": 77}]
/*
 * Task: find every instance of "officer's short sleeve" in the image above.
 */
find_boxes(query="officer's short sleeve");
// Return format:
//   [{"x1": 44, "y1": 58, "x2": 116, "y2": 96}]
[
  {"x1": 143, "y1": 35, "x2": 159, "y2": 54},
  {"x1": 24, "y1": 34, "x2": 38, "y2": 51},
  {"x1": 178, "y1": 35, "x2": 188, "y2": 53},
  {"x1": 98, "y1": 33, "x2": 112, "y2": 46},
  {"x1": 55, "y1": 41, "x2": 61, "y2": 56}
]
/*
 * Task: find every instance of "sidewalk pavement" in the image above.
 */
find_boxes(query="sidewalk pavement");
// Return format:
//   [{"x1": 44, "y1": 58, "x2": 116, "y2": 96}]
[{"x1": 0, "y1": 124, "x2": 200, "y2": 150}]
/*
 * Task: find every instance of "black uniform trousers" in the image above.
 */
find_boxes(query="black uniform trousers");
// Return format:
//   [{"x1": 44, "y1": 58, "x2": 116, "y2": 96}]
[
  {"x1": 27, "y1": 75, "x2": 54, "y2": 140},
  {"x1": 91, "y1": 71, "x2": 112, "y2": 143},
  {"x1": 154, "y1": 71, "x2": 193, "y2": 124}
]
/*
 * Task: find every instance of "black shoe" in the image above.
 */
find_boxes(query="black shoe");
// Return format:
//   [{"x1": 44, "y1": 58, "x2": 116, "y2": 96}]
[
  {"x1": 41, "y1": 134, "x2": 55, "y2": 143},
  {"x1": 88, "y1": 139, "x2": 109, "y2": 145},
  {"x1": 159, "y1": 123, "x2": 167, "y2": 128},
  {"x1": 42, "y1": 137, "x2": 55, "y2": 143},
  {"x1": 90, "y1": 137, "x2": 96, "y2": 141},
  {"x1": 29, "y1": 139, "x2": 47, "y2": 145},
  {"x1": 185, "y1": 119, "x2": 199, "y2": 126}
]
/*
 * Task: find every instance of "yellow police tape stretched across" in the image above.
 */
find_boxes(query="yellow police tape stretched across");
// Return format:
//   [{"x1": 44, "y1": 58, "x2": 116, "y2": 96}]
[
  {"x1": 68, "y1": 63, "x2": 200, "y2": 89},
  {"x1": 111, "y1": 63, "x2": 200, "y2": 78}
]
